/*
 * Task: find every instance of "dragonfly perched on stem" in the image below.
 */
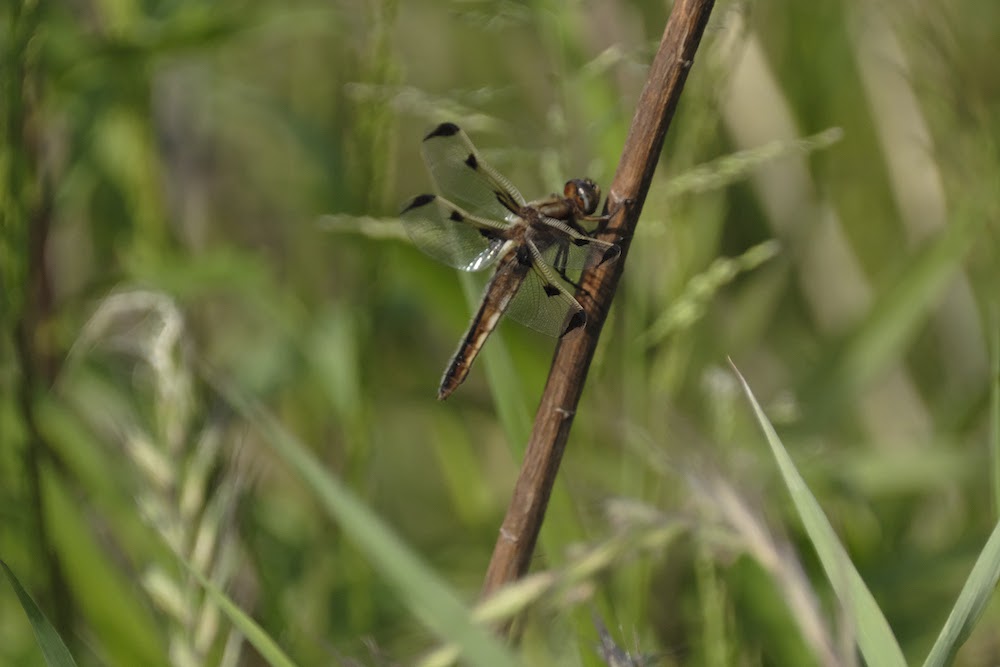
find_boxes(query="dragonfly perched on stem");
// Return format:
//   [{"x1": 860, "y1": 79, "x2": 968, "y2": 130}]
[{"x1": 400, "y1": 122, "x2": 622, "y2": 400}]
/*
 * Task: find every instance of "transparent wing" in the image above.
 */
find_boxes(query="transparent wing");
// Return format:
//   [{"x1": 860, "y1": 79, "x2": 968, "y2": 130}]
[
  {"x1": 532, "y1": 221, "x2": 621, "y2": 282},
  {"x1": 399, "y1": 194, "x2": 510, "y2": 271},
  {"x1": 421, "y1": 122, "x2": 527, "y2": 223},
  {"x1": 504, "y1": 251, "x2": 586, "y2": 338}
]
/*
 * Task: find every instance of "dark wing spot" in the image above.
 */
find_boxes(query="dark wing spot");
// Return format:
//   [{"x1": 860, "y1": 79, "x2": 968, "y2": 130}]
[
  {"x1": 478, "y1": 228, "x2": 500, "y2": 240},
  {"x1": 561, "y1": 310, "x2": 586, "y2": 337},
  {"x1": 573, "y1": 238, "x2": 589, "y2": 247},
  {"x1": 464, "y1": 153, "x2": 478, "y2": 170},
  {"x1": 600, "y1": 245, "x2": 621, "y2": 265},
  {"x1": 448, "y1": 210, "x2": 464, "y2": 222},
  {"x1": 425, "y1": 122, "x2": 461, "y2": 140},
  {"x1": 400, "y1": 194, "x2": 435, "y2": 214},
  {"x1": 543, "y1": 284, "x2": 560, "y2": 297}
]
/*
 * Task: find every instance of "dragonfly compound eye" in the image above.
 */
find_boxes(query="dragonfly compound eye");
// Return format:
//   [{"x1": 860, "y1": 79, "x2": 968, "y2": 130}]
[{"x1": 564, "y1": 178, "x2": 601, "y2": 215}]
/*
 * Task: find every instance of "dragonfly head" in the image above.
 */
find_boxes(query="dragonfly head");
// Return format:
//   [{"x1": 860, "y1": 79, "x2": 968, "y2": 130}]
[{"x1": 564, "y1": 178, "x2": 601, "y2": 216}]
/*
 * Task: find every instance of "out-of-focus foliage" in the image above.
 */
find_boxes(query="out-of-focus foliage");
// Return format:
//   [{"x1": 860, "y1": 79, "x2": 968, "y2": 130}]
[{"x1": 1, "y1": 0, "x2": 998, "y2": 665}]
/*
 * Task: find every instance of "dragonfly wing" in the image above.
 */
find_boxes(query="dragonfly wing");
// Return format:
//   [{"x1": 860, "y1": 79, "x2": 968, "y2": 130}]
[
  {"x1": 421, "y1": 122, "x2": 527, "y2": 222},
  {"x1": 534, "y1": 217, "x2": 621, "y2": 272},
  {"x1": 504, "y1": 247, "x2": 586, "y2": 338},
  {"x1": 399, "y1": 194, "x2": 510, "y2": 271}
]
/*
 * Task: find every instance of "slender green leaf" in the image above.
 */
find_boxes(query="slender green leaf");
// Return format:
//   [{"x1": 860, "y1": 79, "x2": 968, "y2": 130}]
[
  {"x1": 1, "y1": 560, "x2": 78, "y2": 667},
  {"x1": 991, "y1": 321, "x2": 1000, "y2": 519},
  {"x1": 922, "y1": 520, "x2": 1000, "y2": 667},
  {"x1": 730, "y1": 362, "x2": 907, "y2": 667},
  {"x1": 211, "y1": 373, "x2": 519, "y2": 667},
  {"x1": 177, "y1": 561, "x2": 298, "y2": 667},
  {"x1": 802, "y1": 214, "x2": 979, "y2": 418},
  {"x1": 459, "y1": 271, "x2": 532, "y2": 450},
  {"x1": 460, "y1": 271, "x2": 585, "y2": 557}
]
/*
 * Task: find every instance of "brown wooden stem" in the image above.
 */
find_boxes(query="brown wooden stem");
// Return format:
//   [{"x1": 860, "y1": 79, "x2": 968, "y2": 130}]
[{"x1": 480, "y1": 0, "x2": 716, "y2": 612}]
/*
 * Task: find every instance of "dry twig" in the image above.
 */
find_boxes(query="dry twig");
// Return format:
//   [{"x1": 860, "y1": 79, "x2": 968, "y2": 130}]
[{"x1": 481, "y1": 0, "x2": 717, "y2": 613}]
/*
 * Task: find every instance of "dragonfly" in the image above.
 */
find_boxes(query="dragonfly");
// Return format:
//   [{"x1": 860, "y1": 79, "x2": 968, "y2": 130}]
[{"x1": 400, "y1": 122, "x2": 622, "y2": 400}]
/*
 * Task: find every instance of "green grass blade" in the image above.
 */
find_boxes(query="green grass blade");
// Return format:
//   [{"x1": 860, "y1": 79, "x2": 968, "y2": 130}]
[
  {"x1": 730, "y1": 363, "x2": 907, "y2": 667},
  {"x1": 802, "y1": 214, "x2": 978, "y2": 419},
  {"x1": 458, "y1": 271, "x2": 532, "y2": 449},
  {"x1": 212, "y1": 373, "x2": 519, "y2": 667},
  {"x1": 1, "y1": 560, "x2": 78, "y2": 667},
  {"x1": 990, "y1": 322, "x2": 1000, "y2": 518},
  {"x1": 922, "y1": 520, "x2": 1000, "y2": 667},
  {"x1": 923, "y1": 311, "x2": 1000, "y2": 667},
  {"x1": 177, "y1": 560, "x2": 297, "y2": 667},
  {"x1": 458, "y1": 272, "x2": 585, "y2": 556}
]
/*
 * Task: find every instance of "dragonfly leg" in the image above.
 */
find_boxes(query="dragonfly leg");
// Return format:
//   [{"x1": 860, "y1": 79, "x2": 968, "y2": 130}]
[
  {"x1": 592, "y1": 197, "x2": 634, "y2": 235},
  {"x1": 551, "y1": 244, "x2": 597, "y2": 303},
  {"x1": 551, "y1": 243, "x2": 577, "y2": 287}
]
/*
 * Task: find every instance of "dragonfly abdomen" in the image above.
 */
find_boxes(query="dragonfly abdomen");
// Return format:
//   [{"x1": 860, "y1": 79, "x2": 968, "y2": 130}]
[{"x1": 438, "y1": 254, "x2": 530, "y2": 400}]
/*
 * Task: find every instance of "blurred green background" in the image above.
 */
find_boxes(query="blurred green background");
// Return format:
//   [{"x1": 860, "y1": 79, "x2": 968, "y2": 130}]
[{"x1": 2, "y1": 0, "x2": 998, "y2": 665}]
